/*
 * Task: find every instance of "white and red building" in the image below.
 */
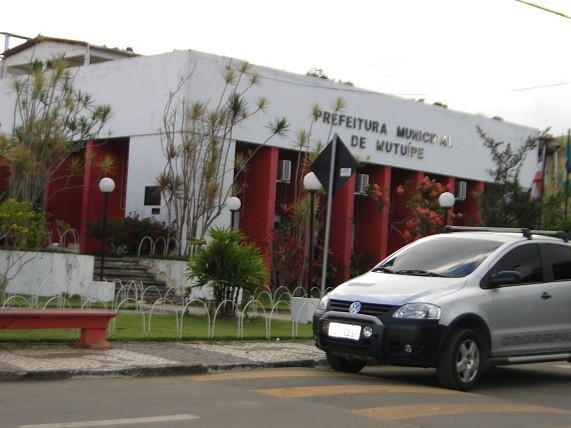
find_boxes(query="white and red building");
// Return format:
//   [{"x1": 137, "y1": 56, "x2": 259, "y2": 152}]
[{"x1": 0, "y1": 35, "x2": 541, "y2": 286}]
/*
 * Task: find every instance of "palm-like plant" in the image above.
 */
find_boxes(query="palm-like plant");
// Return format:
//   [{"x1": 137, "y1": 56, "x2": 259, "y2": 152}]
[{"x1": 187, "y1": 227, "x2": 268, "y2": 316}]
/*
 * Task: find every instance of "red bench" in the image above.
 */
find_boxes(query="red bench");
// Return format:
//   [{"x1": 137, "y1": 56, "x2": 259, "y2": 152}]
[{"x1": 0, "y1": 309, "x2": 117, "y2": 349}]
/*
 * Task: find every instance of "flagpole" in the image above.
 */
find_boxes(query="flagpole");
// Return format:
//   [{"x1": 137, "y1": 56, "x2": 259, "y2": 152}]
[
  {"x1": 566, "y1": 129, "x2": 570, "y2": 219},
  {"x1": 320, "y1": 134, "x2": 338, "y2": 296}
]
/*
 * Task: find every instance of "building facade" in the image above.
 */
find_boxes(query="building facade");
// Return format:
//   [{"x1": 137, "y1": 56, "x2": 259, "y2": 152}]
[{"x1": 0, "y1": 36, "x2": 541, "y2": 286}]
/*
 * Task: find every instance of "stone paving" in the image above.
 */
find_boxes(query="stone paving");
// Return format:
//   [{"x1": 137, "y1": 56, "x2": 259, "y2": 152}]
[{"x1": 0, "y1": 340, "x2": 328, "y2": 380}]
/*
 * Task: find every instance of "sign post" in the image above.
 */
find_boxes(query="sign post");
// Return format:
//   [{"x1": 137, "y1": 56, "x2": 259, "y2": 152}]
[{"x1": 311, "y1": 134, "x2": 359, "y2": 295}]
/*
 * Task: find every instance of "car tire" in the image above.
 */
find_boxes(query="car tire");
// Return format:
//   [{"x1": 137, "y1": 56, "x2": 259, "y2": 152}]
[
  {"x1": 326, "y1": 351, "x2": 367, "y2": 373},
  {"x1": 436, "y1": 328, "x2": 484, "y2": 391}
]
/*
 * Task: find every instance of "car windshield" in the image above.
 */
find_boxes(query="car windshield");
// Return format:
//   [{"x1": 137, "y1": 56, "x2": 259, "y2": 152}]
[{"x1": 373, "y1": 237, "x2": 502, "y2": 278}]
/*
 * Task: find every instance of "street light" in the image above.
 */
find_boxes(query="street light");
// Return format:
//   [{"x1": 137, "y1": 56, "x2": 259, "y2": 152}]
[
  {"x1": 227, "y1": 196, "x2": 241, "y2": 230},
  {"x1": 303, "y1": 172, "x2": 322, "y2": 297},
  {"x1": 98, "y1": 177, "x2": 115, "y2": 281},
  {"x1": 438, "y1": 191, "x2": 456, "y2": 229}
]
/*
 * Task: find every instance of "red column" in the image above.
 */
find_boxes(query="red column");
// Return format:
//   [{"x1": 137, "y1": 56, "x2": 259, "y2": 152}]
[
  {"x1": 354, "y1": 166, "x2": 392, "y2": 269},
  {"x1": 239, "y1": 146, "x2": 279, "y2": 267},
  {"x1": 329, "y1": 175, "x2": 357, "y2": 286},
  {"x1": 458, "y1": 181, "x2": 484, "y2": 226},
  {"x1": 79, "y1": 142, "x2": 95, "y2": 254},
  {"x1": 443, "y1": 176, "x2": 456, "y2": 226}
]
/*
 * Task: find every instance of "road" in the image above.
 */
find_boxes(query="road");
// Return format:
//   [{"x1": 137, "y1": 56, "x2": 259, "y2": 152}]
[{"x1": 2, "y1": 362, "x2": 570, "y2": 427}]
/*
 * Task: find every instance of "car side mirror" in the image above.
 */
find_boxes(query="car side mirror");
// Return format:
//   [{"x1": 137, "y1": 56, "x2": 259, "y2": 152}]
[{"x1": 488, "y1": 270, "x2": 523, "y2": 288}]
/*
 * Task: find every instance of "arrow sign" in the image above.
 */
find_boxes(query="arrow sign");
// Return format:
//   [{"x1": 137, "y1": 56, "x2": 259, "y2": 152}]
[{"x1": 311, "y1": 134, "x2": 359, "y2": 195}]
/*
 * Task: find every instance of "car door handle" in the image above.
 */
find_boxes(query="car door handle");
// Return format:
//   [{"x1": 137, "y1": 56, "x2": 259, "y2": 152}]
[{"x1": 541, "y1": 292, "x2": 552, "y2": 299}]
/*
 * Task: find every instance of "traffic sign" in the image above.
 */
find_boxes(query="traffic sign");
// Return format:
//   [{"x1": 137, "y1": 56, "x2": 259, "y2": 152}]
[{"x1": 311, "y1": 134, "x2": 359, "y2": 196}]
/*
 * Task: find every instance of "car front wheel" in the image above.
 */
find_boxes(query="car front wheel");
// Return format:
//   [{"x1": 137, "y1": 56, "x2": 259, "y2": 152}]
[
  {"x1": 436, "y1": 328, "x2": 484, "y2": 391},
  {"x1": 326, "y1": 351, "x2": 367, "y2": 373}
]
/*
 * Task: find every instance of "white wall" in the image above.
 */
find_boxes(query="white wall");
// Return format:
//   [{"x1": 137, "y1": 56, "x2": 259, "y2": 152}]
[{"x1": 0, "y1": 250, "x2": 95, "y2": 298}]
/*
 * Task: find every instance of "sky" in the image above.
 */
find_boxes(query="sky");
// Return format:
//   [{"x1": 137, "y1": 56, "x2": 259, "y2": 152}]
[{"x1": 3, "y1": 0, "x2": 571, "y2": 136}]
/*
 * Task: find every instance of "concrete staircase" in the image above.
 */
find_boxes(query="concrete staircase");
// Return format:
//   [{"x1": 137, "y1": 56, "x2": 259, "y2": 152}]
[{"x1": 93, "y1": 257, "x2": 179, "y2": 303}]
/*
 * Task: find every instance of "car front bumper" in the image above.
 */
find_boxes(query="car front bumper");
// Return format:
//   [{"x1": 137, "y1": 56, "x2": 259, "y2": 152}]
[{"x1": 313, "y1": 310, "x2": 446, "y2": 367}]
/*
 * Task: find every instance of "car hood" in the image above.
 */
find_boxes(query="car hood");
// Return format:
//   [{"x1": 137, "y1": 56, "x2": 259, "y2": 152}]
[{"x1": 329, "y1": 271, "x2": 467, "y2": 306}]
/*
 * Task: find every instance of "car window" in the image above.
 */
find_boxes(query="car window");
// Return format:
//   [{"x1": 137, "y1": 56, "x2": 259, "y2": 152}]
[
  {"x1": 376, "y1": 237, "x2": 501, "y2": 278},
  {"x1": 488, "y1": 243, "x2": 543, "y2": 284},
  {"x1": 545, "y1": 244, "x2": 571, "y2": 281}
]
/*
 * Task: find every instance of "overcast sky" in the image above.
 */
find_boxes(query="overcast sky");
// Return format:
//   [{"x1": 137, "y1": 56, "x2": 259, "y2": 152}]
[{"x1": 3, "y1": 0, "x2": 571, "y2": 135}]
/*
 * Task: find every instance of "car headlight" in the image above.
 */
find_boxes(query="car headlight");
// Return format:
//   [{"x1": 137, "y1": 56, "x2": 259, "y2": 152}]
[
  {"x1": 317, "y1": 294, "x2": 330, "y2": 311},
  {"x1": 393, "y1": 303, "x2": 441, "y2": 319}
]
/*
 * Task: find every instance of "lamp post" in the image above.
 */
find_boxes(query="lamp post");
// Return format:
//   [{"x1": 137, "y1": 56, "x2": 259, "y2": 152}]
[
  {"x1": 98, "y1": 177, "x2": 115, "y2": 281},
  {"x1": 438, "y1": 191, "x2": 456, "y2": 230},
  {"x1": 227, "y1": 196, "x2": 241, "y2": 230},
  {"x1": 303, "y1": 172, "x2": 322, "y2": 297}
]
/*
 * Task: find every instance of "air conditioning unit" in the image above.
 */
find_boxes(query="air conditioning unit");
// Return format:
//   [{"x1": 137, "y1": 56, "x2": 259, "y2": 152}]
[
  {"x1": 277, "y1": 160, "x2": 291, "y2": 183},
  {"x1": 455, "y1": 180, "x2": 467, "y2": 201},
  {"x1": 355, "y1": 174, "x2": 370, "y2": 195}
]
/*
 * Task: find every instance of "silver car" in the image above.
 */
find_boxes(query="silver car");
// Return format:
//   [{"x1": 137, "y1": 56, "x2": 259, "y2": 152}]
[{"x1": 312, "y1": 227, "x2": 571, "y2": 391}]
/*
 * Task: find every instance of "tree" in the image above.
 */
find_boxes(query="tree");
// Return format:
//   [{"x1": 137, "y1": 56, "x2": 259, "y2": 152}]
[
  {"x1": 264, "y1": 98, "x2": 348, "y2": 292},
  {"x1": 187, "y1": 227, "x2": 268, "y2": 317},
  {"x1": 2, "y1": 53, "x2": 112, "y2": 208},
  {"x1": 478, "y1": 125, "x2": 542, "y2": 227},
  {"x1": 395, "y1": 177, "x2": 458, "y2": 242},
  {"x1": 307, "y1": 68, "x2": 329, "y2": 80},
  {"x1": 157, "y1": 60, "x2": 288, "y2": 256}
]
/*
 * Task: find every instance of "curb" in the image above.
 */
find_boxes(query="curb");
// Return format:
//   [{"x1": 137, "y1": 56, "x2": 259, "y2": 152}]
[{"x1": 0, "y1": 358, "x2": 328, "y2": 381}]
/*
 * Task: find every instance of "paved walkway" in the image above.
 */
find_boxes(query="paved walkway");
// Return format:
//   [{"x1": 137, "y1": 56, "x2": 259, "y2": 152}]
[{"x1": 0, "y1": 340, "x2": 328, "y2": 380}]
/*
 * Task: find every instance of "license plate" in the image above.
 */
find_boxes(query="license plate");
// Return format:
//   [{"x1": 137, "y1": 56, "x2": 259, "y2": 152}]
[{"x1": 328, "y1": 322, "x2": 361, "y2": 340}]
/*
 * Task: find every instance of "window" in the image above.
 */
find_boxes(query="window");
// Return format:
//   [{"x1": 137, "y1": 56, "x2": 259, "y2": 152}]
[
  {"x1": 144, "y1": 186, "x2": 161, "y2": 206},
  {"x1": 545, "y1": 244, "x2": 571, "y2": 281},
  {"x1": 489, "y1": 244, "x2": 543, "y2": 284},
  {"x1": 376, "y1": 237, "x2": 501, "y2": 278}
]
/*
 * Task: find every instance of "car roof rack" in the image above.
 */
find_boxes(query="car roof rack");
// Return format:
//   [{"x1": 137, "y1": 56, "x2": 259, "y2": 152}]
[{"x1": 442, "y1": 225, "x2": 569, "y2": 242}]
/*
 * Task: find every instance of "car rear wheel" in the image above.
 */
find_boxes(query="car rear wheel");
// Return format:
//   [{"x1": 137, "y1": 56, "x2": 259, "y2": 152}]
[
  {"x1": 326, "y1": 351, "x2": 367, "y2": 373},
  {"x1": 436, "y1": 328, "x2": 484, "y2": 391}
]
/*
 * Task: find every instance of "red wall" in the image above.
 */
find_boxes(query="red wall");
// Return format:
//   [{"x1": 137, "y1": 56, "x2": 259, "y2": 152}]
[{"x1": 46, "y1": 139, "x2": 128, "y2": 254}]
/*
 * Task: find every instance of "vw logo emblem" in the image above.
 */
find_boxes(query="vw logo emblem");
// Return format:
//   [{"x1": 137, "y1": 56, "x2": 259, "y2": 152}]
[{"x1": 349, "y1": 301, "x2": 362, "y2": 314}]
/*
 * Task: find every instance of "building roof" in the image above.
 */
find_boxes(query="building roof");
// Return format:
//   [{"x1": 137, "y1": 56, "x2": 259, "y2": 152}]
[
  {"x1": 1, "y1": 34, "x2": 138, "y2": 59},
  {"x1": 0, "y1": 33, "x2": 139, "y2": 76}
]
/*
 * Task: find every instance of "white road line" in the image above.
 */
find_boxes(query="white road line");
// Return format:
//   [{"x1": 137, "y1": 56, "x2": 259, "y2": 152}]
[{"x1": 19, "y1": 414, "x2": 199, "y2": 427}]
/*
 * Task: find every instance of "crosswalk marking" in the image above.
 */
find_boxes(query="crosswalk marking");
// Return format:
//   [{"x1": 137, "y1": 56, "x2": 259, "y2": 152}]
[
  {"x1": 351, "y1": 404, "x2": 571, "y2": 420},
  {"x1": 257, "y1": 384, "x2": 467, "y2": 397},
  {"x1": 19, "y1": 414, "x2": 199, "y2": 427}
]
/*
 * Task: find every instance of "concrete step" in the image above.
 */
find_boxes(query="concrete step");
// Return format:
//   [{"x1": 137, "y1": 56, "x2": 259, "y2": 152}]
[{"x1": 93, "y1": 257, "x2": 182, "y2": 303}]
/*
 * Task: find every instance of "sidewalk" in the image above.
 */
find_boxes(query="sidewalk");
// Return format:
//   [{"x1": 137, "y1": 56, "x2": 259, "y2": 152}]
[{"x1": 0, "y1": 340, "x2": 328, "y2": 381}]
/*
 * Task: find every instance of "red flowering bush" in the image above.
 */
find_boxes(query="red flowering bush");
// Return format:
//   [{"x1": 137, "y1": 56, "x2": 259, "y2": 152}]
[
  {"x1": 366, "y1": 183, "x2": 390, "y2": 210},
  {"x1": 88, "y1": 211, "x2": 175, "y2": 255},
  {"x1": 397, "y1": 177, "x2": 461, "y2": 242},
  {"x1": 264, "y1": 204, "x2": 306, "y2": 292}
]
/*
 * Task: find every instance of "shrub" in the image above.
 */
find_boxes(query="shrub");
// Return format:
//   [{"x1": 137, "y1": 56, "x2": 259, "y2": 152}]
[
  {"x1": 88, "y1": 211, "x2": 175, "y2": 255},
  {"x1": 187, "y1": 227, "x2": 268, "y2": 317},
  {"x1": 0, "y1": 199, "x2": 50, "y2": 249}
]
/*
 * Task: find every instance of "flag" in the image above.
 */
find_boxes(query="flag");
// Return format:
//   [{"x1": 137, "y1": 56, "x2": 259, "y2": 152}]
[{"x1": 530, "y1": 145, "x2": 546, "y2": 200}]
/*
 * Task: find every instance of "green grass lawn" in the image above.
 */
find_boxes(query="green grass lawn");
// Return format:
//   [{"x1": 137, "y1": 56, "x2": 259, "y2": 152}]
[{"x1": 0, "y1": 311, "x2": 314, "y2": 344}]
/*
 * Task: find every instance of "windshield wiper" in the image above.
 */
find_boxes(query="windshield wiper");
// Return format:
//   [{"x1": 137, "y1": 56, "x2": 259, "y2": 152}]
[
  {"x1": 372, "y1": 266, "x2": 395, "y2": 274},
  {"x1": 395, "y1": 269, "x2": 446, "y2": 277}
]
